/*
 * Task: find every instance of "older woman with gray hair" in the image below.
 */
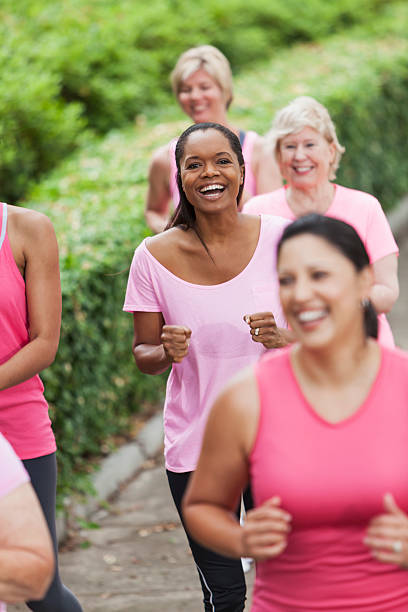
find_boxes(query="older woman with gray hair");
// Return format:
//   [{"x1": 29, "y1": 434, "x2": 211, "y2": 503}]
[
  {"x1": 145, "y1": 45, "x2": 281, "y2": 233},
  {"x1": 243, "y1": 96, "x2": 399, "y2": 346}
]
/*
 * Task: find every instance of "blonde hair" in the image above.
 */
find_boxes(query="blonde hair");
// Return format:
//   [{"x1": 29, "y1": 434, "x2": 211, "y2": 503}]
[
  {"x1": 170, "y1": 45, "x2": 233, "y2": 109},
  {"x1": 268, "y1": 96, "x2": 345, "y2": 180}
]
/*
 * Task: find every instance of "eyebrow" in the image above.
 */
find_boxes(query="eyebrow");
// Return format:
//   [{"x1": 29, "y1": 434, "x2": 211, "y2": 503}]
[{"x1": 184, "y1": 151, "x2": 233, "y2": 161}]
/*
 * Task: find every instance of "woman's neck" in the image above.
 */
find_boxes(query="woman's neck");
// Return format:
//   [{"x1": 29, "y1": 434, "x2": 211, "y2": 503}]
[
  {"x1": 286, "y1": 182, "x2": 335, "y2": 217},
  {"x1": 194, "y1": 207, "x2": 243, "y2": 246},
  {"x1": 293, "y1": 336, "x2": 379, "y2": 387}
]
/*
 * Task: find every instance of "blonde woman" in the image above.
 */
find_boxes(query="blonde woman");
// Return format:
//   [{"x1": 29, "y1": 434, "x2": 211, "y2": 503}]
[{"x1": 145, "y1": 45, "x2": 281, "y2": 232}]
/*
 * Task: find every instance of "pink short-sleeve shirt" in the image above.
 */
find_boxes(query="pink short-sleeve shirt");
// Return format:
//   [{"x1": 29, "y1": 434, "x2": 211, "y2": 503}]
[
  {"x1": 124, "y1": 215, "x2": 287, "y2": 472},
  {"x1": 243, "y1": 185, "x2": 398, "y2": 347}
]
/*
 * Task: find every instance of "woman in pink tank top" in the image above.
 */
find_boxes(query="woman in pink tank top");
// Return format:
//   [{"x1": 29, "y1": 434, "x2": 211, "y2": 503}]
[
  {"x1": 0, "y1": 203, "x2": 82, "y2": 611},
  {"x1": 144, "y1": 45, "x2": 281, "y2": 233},
  {"x1": 184, "y1": 214, "x2": 408, "y2": 611}
]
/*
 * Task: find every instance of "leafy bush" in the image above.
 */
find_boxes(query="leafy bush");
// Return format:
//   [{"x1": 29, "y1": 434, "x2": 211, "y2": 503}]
[
  {"x1": 230, "y1": 2, "x2": 408, "y2": 209},
  {"x1": 24, "y1": 127, "x2": 177, "y2": 502}
]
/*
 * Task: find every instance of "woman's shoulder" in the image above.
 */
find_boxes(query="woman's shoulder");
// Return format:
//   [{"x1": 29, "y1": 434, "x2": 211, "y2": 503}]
[
  {"x1": 148, "y1": 142, "x2": 173, "y2": 173},
  {"x1": 7, "y1": 204, "x2": 55, "y2": 239},
  {"x1": 335, "y1": 184, "x2": 381, "y2": 208},
  {"x1": 243, "y1": 188, "x2": 286, "y2": 215},
  {"x1": 145, "y1": 226, "x2": 195, "y2": 266}
]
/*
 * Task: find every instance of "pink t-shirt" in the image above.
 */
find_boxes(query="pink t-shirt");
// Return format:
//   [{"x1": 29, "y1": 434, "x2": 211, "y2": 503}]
[
  {"x1": 169, "y1": 130, "x2": 258, "y2": 207},
  {"x1": 0, "y1": 432, "x2": 30, "y2": 612},
  {"x1": 124, "y1": 215, "x2": 287, "y2": 472},
  {"x1": 250, "y1": 346, "x2": 408, "y2": 611},
  {"x1": 0, "y1": 203, "x2": 56, "y2": 459},
  {"x1": 243, "y1": 185, "x2": 398, "y2": 347}
]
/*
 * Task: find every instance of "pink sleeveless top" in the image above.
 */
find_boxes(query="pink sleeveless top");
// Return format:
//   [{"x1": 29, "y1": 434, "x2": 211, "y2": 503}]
[
  {"x1": 0, "y1": 203, "x2": 56, "y2": 460},
  {"x1": 250, "y1": 346, "x2": 408, "y2": 611},
  {"x1": 168, "y1": 130, "x2": 258, "y2": 208}
]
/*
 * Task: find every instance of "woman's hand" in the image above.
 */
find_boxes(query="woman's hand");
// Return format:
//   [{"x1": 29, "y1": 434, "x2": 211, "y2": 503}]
[
  {"x1": 244, "y1": 313, "x2": 288, "y2": 349},
  {"x1": 161, "y1": 325, "x2": 192, "y2": 363},
  {"x1": 364, "y1": 493, "x2": 408, "y2": 568},
  {"x1": 241, "y1": 496, "x2": 291, "y2": 561}
]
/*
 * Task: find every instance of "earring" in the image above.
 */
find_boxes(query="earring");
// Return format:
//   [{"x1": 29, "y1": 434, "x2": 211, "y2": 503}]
[{"x1": 361, "y1": 297, "x2": 370, "y2": 309}]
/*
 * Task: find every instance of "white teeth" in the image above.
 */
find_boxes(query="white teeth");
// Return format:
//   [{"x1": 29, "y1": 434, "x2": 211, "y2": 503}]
[
  {"x1": 200, "y1": 184, "x2": 224, "y2": 193},
  {"x1": 298, "y1": 310, "x2": 326, "y2": 322}
]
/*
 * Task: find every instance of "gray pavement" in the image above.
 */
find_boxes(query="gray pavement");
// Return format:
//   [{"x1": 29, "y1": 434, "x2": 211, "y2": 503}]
[{"x1": 9, "y1": 228, "x2": 408, "y2": 612}]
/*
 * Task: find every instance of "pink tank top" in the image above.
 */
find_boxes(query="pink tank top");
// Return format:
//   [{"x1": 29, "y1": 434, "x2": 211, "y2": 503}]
[
  {"x1": 168, "y1": 130, "x2": 258, "y2": 208},
  {"x1": 0, "y1": 203, "x2": 56, "y2": 460},
  {"x1": 250, "y1": 346, "x2": 408, "y2": 611}
]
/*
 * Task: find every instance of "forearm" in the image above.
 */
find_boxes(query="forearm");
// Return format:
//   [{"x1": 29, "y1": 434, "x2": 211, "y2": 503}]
[
  {"x1": 0, "y1": 337, "x2": 58, "y2": 391},
  {"x1": 370, "y1": 283, "x2": 399, "y2": 314},
  {"x1": 133, "y1": 343, "x2": 171, "y2": 375},
  {"x1": 183, "y1": 503, "x2": 244, "y2": 559},
  {"x1": 0, "y1": 549, "x2": 53, "y2": 602}
]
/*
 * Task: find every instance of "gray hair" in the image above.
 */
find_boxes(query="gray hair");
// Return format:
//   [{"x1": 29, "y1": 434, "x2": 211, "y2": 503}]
[{"x1": 267, "y1": 96, "x2": 345, "y2": 180}]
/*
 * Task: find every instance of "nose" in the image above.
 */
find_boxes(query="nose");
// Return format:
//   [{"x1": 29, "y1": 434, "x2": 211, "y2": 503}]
[
  {"x1": 292, "y1": 275, "x2": 313, "y2": 302},
  {"x1": 293, "y1": 145, "x2": 307, "y2": 160},
  {"x1": 190, "y1": 87, "x2": 201, "y2": 101},
  {"x1": 202, "y1": 161, "x2": 220, "y2": 177}
]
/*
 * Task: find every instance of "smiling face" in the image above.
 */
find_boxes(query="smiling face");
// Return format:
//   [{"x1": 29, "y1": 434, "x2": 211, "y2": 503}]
[
  {"x1": 177, "y1": 69, "x2": 227, "y2": 124},
  {"x1": 278, "y1": 233, "x2": 372, "y2": 350},
  {"x1": 179, "y1": 128, "x2": 244, "y2": 214},
  {"x1": 278, "y1": 126, "x2": 336, "y2": 190}
]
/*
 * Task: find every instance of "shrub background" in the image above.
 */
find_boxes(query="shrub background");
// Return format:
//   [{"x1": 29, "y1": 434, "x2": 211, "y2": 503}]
[{"x1": 0, "y1": 0, "x2": 391, "y2": 202}]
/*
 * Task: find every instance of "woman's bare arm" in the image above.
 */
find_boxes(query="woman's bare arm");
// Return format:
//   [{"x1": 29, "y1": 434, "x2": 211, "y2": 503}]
[
  {"x1": 144, "y1": 145, "x2": 173, "y2": 234},
  {"x1": 0, "y1": 209, "x2": 61, "y2": 391},
  {"x1": 252, "y1": 136, "x2": 282, "y2": 196},
  {"x1": 0, "y1": 482, "x2": 54, "y2": 603},
  {"x1": 371, "y1": 253, "x2": 399, "y2": 314}
]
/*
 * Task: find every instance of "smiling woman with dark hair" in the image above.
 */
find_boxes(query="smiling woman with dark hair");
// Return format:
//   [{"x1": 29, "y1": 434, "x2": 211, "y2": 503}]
[
  {"x1": 124, "y1": 122, "x2": 289, "y2": 610},
  {"x1": 183, "y1": 214, "x2": 408, "y2": 611}
]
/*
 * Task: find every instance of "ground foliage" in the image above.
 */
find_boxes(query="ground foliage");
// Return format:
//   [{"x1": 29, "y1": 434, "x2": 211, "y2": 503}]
[
  {"x1": 20, "y1": 2, "x2": 408, "y2": 503},
  {"x1": 0, "y1": 0, "x2": 391, "y2": 202}
]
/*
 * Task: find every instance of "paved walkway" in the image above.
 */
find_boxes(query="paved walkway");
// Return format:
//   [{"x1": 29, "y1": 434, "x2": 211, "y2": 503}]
[{"x1": 9, "y1": 235, "x2": 408, "y2": 612}]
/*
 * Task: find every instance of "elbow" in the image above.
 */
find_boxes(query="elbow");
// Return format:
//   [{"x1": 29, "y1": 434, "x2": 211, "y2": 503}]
[
  {"x1": 30, "y1": 556, "x2": 54, "y2": 600},
  {"x1": 17, "y1": 550, "x2": 54, "y2": 602},
  {"x1": 382, "y1": 285, "x2": 399, "y2": 314}
]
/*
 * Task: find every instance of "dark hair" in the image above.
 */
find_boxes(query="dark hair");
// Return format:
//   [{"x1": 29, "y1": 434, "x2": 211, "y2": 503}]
[
  {"x1": 166, "y1": 123, "x2": 245, "y2": 238},
  {"x1": 277, "y1": 213, "x2": 378, "y2": 339}
]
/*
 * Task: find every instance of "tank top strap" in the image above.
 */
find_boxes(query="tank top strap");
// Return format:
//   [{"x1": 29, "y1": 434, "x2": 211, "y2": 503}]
[{"x1": 0, "y1": 203, "x2": 7, "y2": 251}]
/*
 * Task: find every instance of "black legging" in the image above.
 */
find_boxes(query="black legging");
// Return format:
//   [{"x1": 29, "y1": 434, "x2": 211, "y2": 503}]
[
  {"x1": 167, "y1": 470, "x2": 246, "y2": 612},
  {"x1": 22, "y1": 453, "x2": 82, "y2": 612}
]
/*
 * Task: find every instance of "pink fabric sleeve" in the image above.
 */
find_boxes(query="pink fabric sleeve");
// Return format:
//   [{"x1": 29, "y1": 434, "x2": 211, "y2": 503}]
[
  {"x1": 123, "y1": 241, "x2": 161, "y2": 312},
  {"x1": 366, "y1": 197, "x2": 398, "y2": 262},
  {"x1": 0, "y1": 433, "x2": 29, "y2": 500}
]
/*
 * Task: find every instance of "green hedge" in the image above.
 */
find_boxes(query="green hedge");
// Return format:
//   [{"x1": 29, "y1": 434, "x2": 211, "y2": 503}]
[
  {"x1": 231, "y1": 1, "x2": 408, "y2": 209},
  {"x1": 0, "y1": 0, "x2": 392, "y2": 201},
  {"x1": 25, "y1": 129, "x2": 175, "y2": 502}
]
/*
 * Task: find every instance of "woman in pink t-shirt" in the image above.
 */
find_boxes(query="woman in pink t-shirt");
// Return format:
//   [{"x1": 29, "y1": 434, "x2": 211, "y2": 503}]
[
  {"x1": 0, "y1": 204, "x2": 82, "y2": 611},
  {"x1": 184, "y1": 214, "x2": 408, "y2": 611},
  {"x1": 243, "y1": 96, "x2": 399, "y2": 347},
  {"x1": 144, "y1": 45, "x2": 281, "y2": 233},
  {"x1": 125, "y1": 122, "x2": 290, "y2": 610}
]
